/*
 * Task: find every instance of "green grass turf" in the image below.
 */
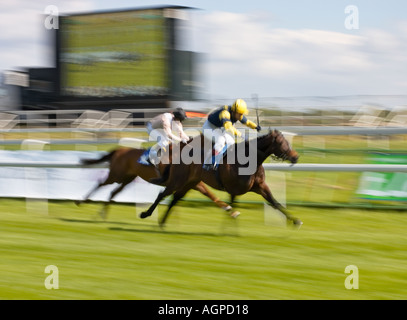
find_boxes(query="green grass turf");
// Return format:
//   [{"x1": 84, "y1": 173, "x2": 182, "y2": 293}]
[
  {"x1": 1, "y1": 133, "x2": 407, "y2": 299},
  {"x1": 0, "y1": 197, "x2": 406, "y2": 300}
]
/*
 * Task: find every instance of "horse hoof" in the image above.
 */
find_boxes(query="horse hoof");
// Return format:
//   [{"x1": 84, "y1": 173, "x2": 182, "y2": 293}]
[
  {"x1": 99, "y1": 211, "x2": 107, "y2": 221},
  {"x1": 293, "y1": 219, "x2": 303, "y2": 229},
  {"x1": 74, "y1": 200, "x2": 81, "y2": 206},
  {"x1": 140, "y1": 211, "x2": 151, "y2": 219},
  {"x1": 223, "y1": 205, "x2": 232, "y2": 211},
  {"x1": 230, "y1": 211, "x2": 240, "y2": 219}
]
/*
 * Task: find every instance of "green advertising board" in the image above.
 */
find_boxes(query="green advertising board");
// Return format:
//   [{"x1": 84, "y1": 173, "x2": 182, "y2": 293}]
[{"x1": 356, "y1": 153, "x2": 407, "y2": 202}]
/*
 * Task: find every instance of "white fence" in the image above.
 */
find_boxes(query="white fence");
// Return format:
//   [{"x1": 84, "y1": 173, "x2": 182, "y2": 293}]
[
  {"x1": 2, "y1": 103, "x2": 407, "y2": 132},
  {"x1": 0, "y1": 150, "x2": 163, "y2": 203},
  {"x1": 2, "y1": 160, "x2": 407, "y2": 172},
  {"x1": 2, "y1": 125, "x2": 407, "y2": 137},
  {"x1": 262, "y1": 163, "x2": 407, "y2": 172},
  {"x1": 1, "y1": 150, "x2": 407, "y2": 204}
]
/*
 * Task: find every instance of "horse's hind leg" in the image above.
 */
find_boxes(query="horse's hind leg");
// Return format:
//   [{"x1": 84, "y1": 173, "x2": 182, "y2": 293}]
[
  {"x1": 100, "y1": 176, "x2": 134, "y2": 220},
  {"x1": 228, "y1": 194, "x2": 240, "y2": 218},
  {"x1": 253, "y1": 182, "x2": 302, "y2": 227},
  {"x1": 159, "y1": 191, "x2": 184, "y2": 227},
  {"x1": 159, "y1": 182, "x2": 197, "y2": 227},
  {"x1": 140, "y1": 186, "x2": 173, "y2": 219}
]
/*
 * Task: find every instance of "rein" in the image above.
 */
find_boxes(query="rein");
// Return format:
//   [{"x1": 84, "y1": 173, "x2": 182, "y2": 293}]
[{"x1": 252, "y1": 130, "x2": 291, "y2": 163}]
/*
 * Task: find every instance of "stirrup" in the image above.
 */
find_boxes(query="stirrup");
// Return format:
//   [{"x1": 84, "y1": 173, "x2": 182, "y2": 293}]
[
  {"x1": 149, "y1": 157, "x2": 159, "y2": 167},
  {"x1": 203, "y1": 164, "x2": 214, "y2": 171},
  {"x1": 203, "y1": 163, "x2": 218, "y2": 171}
]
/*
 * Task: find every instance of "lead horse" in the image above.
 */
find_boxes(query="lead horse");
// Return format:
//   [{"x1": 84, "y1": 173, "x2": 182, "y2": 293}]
[
  {"x1": 77, "y1": 143, "x2": 232, "y2": 219},
  {"x1": 140, "y1": 129, "x2": 303, "y2": 227}
]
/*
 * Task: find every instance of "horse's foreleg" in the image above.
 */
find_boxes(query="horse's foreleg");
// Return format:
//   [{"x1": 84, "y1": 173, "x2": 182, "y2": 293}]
[
  {"x1": 253, "y1": 182, "x2": 302, "y2": 227},
  {"x1": 75, "y1": 180, "x2": 107, "y2": 206},
  {"x1": 100, "y1": 176, "x2": 134, "y2": 220},
  {"x1": 193, "y1": 183, "x2": 231, "y2": 211}
]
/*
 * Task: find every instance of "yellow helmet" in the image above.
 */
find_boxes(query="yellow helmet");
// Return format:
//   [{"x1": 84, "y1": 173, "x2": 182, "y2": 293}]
[{"x1": 231, "y1": 99, "x2": 248, "y2": 115}]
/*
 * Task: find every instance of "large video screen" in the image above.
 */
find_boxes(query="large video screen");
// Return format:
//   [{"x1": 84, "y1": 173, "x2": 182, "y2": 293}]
[{"x1": 59, "y1": 9, "x2": 169, "y2": 97}]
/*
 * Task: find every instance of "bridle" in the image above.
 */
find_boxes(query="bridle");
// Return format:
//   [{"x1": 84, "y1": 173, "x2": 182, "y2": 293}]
[{"x1": 269, "y1": 131, "x2": 292, "y2": 162}]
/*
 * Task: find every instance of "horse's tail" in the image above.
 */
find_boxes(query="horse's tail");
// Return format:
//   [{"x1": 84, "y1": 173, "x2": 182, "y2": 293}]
[
  {"x1": 149, "y1": 164, "x2": 171, "y2": 186},
  {"x1": 80, "y1": 150, "x2": 116, "y2": 166}
]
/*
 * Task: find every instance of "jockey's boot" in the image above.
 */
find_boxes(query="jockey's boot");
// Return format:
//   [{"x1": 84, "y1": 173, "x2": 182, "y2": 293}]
[
  {"x1": 149, "y1": 145, "x2": 163, "y2": 167},
  {"x1": 138, "y1": 152, "x2": 151, "y2": 166}
]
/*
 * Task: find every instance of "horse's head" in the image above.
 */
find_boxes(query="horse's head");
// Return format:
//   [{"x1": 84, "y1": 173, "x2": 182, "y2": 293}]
[{"x1": 264, "y1": 129, "x2": 299, "y2": 164}]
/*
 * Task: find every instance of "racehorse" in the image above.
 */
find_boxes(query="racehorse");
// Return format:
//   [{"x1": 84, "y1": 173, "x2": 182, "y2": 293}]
[
  {"x1": 140, "y1": 129, "x2": 302, "y2": 227},
  {"x1": 76, "y1": 144, "x2": 232, "y2": 219}
]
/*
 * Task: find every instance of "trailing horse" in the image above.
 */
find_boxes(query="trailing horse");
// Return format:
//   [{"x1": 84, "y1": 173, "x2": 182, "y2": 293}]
[{"x1": 140, "y1": 129, "x2": 302, "y2": 227}]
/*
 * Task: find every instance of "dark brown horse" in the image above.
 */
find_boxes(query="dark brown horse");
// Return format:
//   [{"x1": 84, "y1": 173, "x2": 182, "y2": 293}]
[
  {"x1": 77, "y1": 145, "x2": 232, "y2": 219},
  {"x1": 140, "y1": 129, "x2": 302, "y2": 227}
]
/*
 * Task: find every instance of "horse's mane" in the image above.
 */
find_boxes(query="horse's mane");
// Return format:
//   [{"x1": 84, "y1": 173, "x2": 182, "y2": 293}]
[{"x1": 240, "y1": 129, "x2": 280, "y2": 147}]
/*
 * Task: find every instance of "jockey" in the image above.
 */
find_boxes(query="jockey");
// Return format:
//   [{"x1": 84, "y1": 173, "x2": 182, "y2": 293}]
[
  {"x1": 139, "y1": 108, "x2": 189, "y2": 166},
  {"x1": 202, "y1": 99, "x2": 261, "y2": 170}
]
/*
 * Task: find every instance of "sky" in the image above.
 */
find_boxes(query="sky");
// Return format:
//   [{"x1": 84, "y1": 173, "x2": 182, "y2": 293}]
[{"x1": 1, "y1": 0, "x2": 407, "y2": 101}]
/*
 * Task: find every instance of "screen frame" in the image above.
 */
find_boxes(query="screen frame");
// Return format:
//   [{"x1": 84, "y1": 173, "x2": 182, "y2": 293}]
[{"x1": 55, "y1": 5, "x2": 192, "y2": 105}]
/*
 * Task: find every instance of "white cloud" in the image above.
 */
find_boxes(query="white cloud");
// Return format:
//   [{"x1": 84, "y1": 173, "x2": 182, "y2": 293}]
[
  {"x1": 195, "y1": 11, "x2": 407, "y2": 97},
  {"x1": 198, "y1": 12, "x2": 370, "y2": 76},
  {"x1": 2, "y1": 4, "x2": 407, "y2": 98}
]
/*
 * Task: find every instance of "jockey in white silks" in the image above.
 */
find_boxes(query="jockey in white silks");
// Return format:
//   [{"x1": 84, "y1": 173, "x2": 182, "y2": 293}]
[{"x1": 139, "y1": 108, "x2": 189, "y2": 166}]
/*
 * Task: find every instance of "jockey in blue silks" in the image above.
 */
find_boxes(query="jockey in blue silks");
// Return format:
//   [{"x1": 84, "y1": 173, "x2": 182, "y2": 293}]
[{"x1": 202, "y1": 99, "x2": 261, "y2": 170}]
